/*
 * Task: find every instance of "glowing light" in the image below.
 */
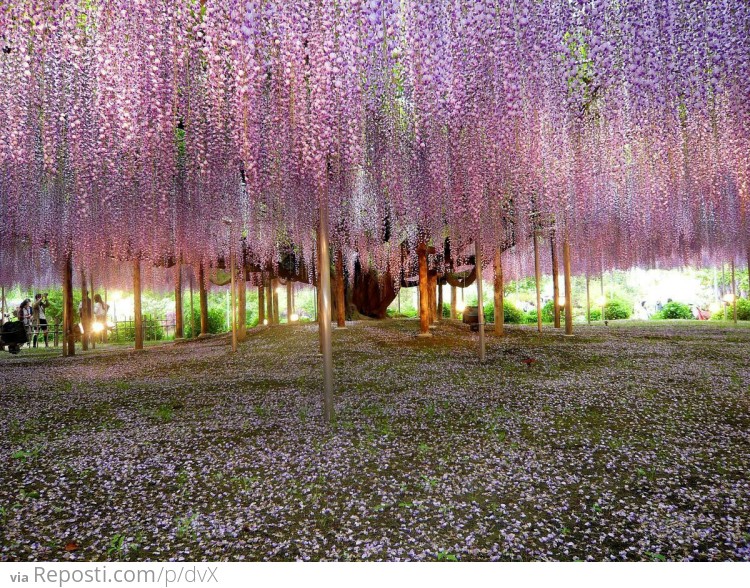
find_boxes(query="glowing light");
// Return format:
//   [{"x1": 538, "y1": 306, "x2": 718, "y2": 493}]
[
  {"x1": 456, "y1": 300, "x2": 467, "y2": 313},
  {"x1": 709, "y1": 303, "x2": 721, "y2": 314},
  {"x1": 595, "y1": 296, "x2": 607, "y2": 307},
  {"x1": 92, "y1": 321, "x2": 104, "y2": 334},
  {"x1": 263, "y1": 319, "x2": 268, "y2": 325},
  {"x1": 557, "y1": 297, "x2": 566, "y2": 307},
  {"x1": 722, "y1": 293, "x2": 735, "y2": 304},
  {"x1": 290, "y1": 313, "x2": 299, "y2": 322},
  {"x1": 78, "y1": 324, "x2": 84, "y2": 334}
]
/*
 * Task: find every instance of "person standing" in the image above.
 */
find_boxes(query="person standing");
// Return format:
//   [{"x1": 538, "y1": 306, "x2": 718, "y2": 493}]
[
  {"x1": 18, "y1": 298, "x2": 32, "y2": 347},
  {"x1": 32, "y1": 293, "x2": 49, "y2": 348},
  {"x1": 93, "y1": 293, "x2": 109, "y2": 343}
]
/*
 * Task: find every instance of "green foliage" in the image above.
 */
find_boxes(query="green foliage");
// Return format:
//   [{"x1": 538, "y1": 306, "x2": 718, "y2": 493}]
[
  {"x1": 654, "y1": 301, "x2": 692, "y2": 320},
  {"x1": 503, "y1": 301, "x2": 525, "y2": 324},
  {"x1": 734, "y1": 298, "x2": 750, "y2": 320},
  {"x1": 482, "y1": 300, "x2": 524, "y2": 324},
  {"x1": 541, "y1": 300, "x2": 557, "y2": 323},
  {"x1": 42, "y1": 290, "x2": 65, "y2": 325},
  {"x1": 183, "y1": 308, "x2": 227, "y2": 337},
  {"x1": 436, "y1": 551, "x2": 459, "y2": 562},
  {"x1": 603, "y1": 299, "x2": 631, "y2": 320},
  {"x1": 589, "y1": 308, "x2": 602, "y2": 321},
  {"x1": 710, "y1": 298, "x2": 750, "y2": 321},
  {"x1": 111, "y1": 314, "x2": 165, "y2": 342},
  {"x1": 523, "y1": 310, "x2": 538, "y2": 324}
]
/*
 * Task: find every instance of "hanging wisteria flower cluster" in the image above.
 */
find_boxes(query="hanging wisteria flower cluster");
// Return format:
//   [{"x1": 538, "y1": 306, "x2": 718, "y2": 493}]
[{"x1": 1, "y1": 0, "x2": 749, "y2": 287}]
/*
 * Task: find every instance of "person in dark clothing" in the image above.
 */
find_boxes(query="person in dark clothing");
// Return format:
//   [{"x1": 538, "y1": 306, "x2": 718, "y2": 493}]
[{"x1": 32, "y1": 293, "x2": 49, "y2": 348}]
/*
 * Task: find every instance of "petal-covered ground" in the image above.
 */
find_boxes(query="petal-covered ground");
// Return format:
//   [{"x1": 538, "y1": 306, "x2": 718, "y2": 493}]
[{"x1": 1, "y1": 320, "x2": 749, "y2": 562}]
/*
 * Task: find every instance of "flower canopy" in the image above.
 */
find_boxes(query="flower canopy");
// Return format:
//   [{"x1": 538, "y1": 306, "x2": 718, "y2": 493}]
[{"x1": 1, "y1": 0, "x2": 748, "y2": 287}]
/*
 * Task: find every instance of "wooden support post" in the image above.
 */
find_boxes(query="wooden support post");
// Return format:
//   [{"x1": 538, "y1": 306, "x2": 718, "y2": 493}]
[
  {"x1": 476, "y1": 236, "x2": 486, "y2": 362},
  {"x1": 230, "y1": 252, "x2": 237, "y2": 352},
  {"x1": 417, "y1": 242, "x2": 431, "y2": 336},
  {"x1": 272, "y1": 279, "x2": 280, "y2": 324},
  {"x1": 732, "y1": 258, "x2": 737, "y2": 324},
  {"x1": 89, "y1": 272, "x2": 96, "y2": 349},
  {"x1": 286, "y1": 280, "x2": 293, "y2": 324},
  {"x1": 237, "y1": 272, "x2": 246, "y2": 341},
  {"x1": 189, "y1": 274, "x2": 195, "y2": 338},
  {"x1": 80, "y1": 269, "x2": 89, "y2": 351},
  {"x1": 586, "y1": 274, "x2": 591, "y2": 325},
  {"x1": 63, "y1": 254, "x2": 75, "y2": 356},
  {"x1": 174, "y1": 262, "x2": 184, "y2": 339},
  {"x1": 1, "y1": 286, "x2": 5, "y2": 326},
  {"x1": 437, "y1": 279, "x2": 443, "y2": 321},
  {"x1": 450, "y1": 285, "x2": 457, "y2": 319},
  {"x1": 533, "y1": 229, "x2": 542, "y2": 333},
  {"x1": 551, "y1": 231, "x2": 561, "y2": 328},
  {"x1": 563, "y1": 236, "x2": 573, "y2": 336},
  {"x1": 103, "y1": 286, "x2": 108, "y2": 344},
  {"x1": 429, "y1": 273, "x2": 437, "y2": 323},
  {"x1": 493, "y1": 247, "x2": 504, "y2": 336},
  {"x1": 266, "y1": 279, "x2": 273, "y2": 325},
  {"x1": 318, "y1": 188, "x2": 335, "y2": 423},
  {"x1": 258, "y1": 284, "x2": 265, "y2": 325},
  {"x1": 199, "y1": 264, "x2": 209, "y2": 336},
  {"x1": 133, "y1": 258, "x2": 143, "y2": 350},
  {"x1": 335, "y1": 248, "x2": 346, "y2": 328}
]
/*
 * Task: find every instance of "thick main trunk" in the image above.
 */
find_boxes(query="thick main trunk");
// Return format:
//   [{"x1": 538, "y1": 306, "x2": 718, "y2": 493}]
[
  {"x1": 493, "y1": 248, "x2": 504, "y2": 336},
  {"x1": 450, "y1": 286, "x2": 457, "y2": 319},
  {"x1": 351, "y1": 262, "x2": 397, "y2": 319}
]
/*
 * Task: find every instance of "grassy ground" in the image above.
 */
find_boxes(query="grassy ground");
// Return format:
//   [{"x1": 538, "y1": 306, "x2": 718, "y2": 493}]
[{"x1": 1, "y1": 320, "x2": 749, "y2": 562}]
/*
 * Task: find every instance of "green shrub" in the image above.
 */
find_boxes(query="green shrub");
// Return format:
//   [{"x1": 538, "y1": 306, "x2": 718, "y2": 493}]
[
  {"x1": 710, "y1": 298, "x2": 750, "y2": 321},
  {"x1": 735, "y1": 298, "x2": 750, "y2": 320},
  {"x1": 477, "y1": 301, "x2": 525, "y2": 324},
  {"x1": 655, "y1": 301, "x2": 692, "y2": 320},
  {"x1": 541, "y1": 300, "x2": 554, "y2": 323},
  {"x1": 503, "y1": 301, "x2": 525, "y2": 324},
  {"x1": 603, "y1": 299, "x2": 631, "y2": 320},
  {"x1": 111, "y1": 314, "x2": 165, "y2": 343},
  {"x1": 523, "y1": 310, "x2": 538, "y2": 324},
  {"x1": 588, "y1": 308, "x2": 602, "y2": 321},
  {"x1": 184, "y1": 308, "x2": 227, "y2": 337}
]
